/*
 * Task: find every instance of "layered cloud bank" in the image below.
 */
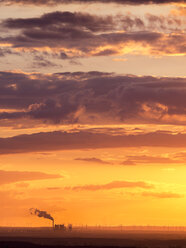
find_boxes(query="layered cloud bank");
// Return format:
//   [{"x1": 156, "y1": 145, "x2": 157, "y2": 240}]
[
  {"x1": 1, "y1": 130, "x2": 186, "y2": 155},
  {"x1": 0, "y1": 0, "x2": 186, "y2": 5},
  {"x1": 0, "y1": 71, "x2": 186, "y2": 126},
  {"x1": 0, "y1": 9, "x2": 185, "y2": 71}
]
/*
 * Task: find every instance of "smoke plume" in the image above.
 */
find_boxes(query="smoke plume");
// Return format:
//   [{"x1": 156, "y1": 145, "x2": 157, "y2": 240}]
[{"x1": 30, "y1": 208, "x2": 54, "y2": 222}]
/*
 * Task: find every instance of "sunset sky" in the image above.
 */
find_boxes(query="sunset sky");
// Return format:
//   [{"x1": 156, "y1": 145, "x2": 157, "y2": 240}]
[{"x1": 1, "y1": 0, "x2": 186, "y2": 227}]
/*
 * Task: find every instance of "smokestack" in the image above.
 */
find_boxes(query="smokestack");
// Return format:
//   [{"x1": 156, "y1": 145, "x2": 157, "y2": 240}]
[{"x1": 29, "y1": 208, "x2": 54, "y2": 229}]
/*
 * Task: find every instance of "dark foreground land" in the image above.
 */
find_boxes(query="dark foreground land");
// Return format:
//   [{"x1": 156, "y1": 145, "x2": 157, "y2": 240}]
[{"x1": 1, "y1": 228, "x2": 186, "y2": 248}]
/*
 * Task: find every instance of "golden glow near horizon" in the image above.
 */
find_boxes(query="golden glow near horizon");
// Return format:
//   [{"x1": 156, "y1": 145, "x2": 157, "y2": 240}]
[{"x1": 0, "y1": 0, "x2": 186, "y2": 228}]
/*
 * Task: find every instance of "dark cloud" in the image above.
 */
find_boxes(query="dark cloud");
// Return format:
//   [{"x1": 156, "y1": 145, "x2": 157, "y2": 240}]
[
  {"x1": 32, "y1": 54, "x2": 61, "y2": 68},
  {"x1": 0, "y1": 0, "x2": 186, "y2": 5},
  {"x1": 1, "y1": 130, "x2": 186, "y2": 155},
  {"x1": 94, "y1": 49, "x2": 118, "y2": 56},
  {"x1": 0, "y1": 48, "x2": 18, "y2": 57},
  {"x1": 75, "y1": 157, "x2": 113, "y2": 164},
  {"x1": 65, "y1": 180, "x2": 154, "y2": 191},
  {"x1": 0, "y1": 170, "x2": 62, "y2": 185},
  {"x1": 0, "y1": 49, "x2": 5, "y2": 57},
  {"x1": 2, "y1": 11, "x2": 115, "y2": 32},
  {"x1": 6, "y1": 30, "x2": 162, "y2": 51},
  {"x1": 1, "y1": 71, "x2": 186, "y2": 125},
  {"x1": 27, "y1": 99, "x2": 79, "y2": 124}
]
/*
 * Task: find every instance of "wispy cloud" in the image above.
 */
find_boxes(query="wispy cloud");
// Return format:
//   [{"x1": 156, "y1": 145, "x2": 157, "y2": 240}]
[
  {"x1": 65, "y1": 180, "x2": 154, "y2": 191},
  {"x1": 122, "y1": 155, "x2": 183, "y2": 165},
  {"x1": 0, "y1": 170, "x2": 62, "y2": 185},
  {"x1": 75, "y1": 157, "x2": 113, "y2": 165},
  {"x1": 142, "y1": 191, "x2": 184, "y2": 198}
]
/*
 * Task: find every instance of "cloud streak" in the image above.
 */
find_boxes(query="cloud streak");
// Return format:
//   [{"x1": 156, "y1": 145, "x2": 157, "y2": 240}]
[
  {"x1": 65, "y1": 180, "x2": 154, "y2": 191},
  {"x1": 141, "y1": 192, "x2": 184, "y2": 198},
  {"x1": 0, "y1": 170, "x2": 62, "y2": 185},
  {"x1": 75, "y1": 157, "x2": 113, "y2": 165},
  {"x1": 122, "y1": 155, "x2": 183, "y2": 165}
]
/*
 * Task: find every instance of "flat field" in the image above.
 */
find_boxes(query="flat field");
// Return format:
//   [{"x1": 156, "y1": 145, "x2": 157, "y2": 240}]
[{"x1": 1, "y1": 228, "x2": 186, "y2": 247}]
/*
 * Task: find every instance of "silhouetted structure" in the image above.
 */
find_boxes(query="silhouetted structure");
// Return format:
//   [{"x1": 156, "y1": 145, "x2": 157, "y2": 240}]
[
  {"x1": 54, "y1": 224, "x2": 73, "y2": 231},
  {"x1": 68, "y1": 224, "x2": 72, "y2": 231},
  {"x1": 54, "y1": 224, "x2": 66, "y2": 231}
]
